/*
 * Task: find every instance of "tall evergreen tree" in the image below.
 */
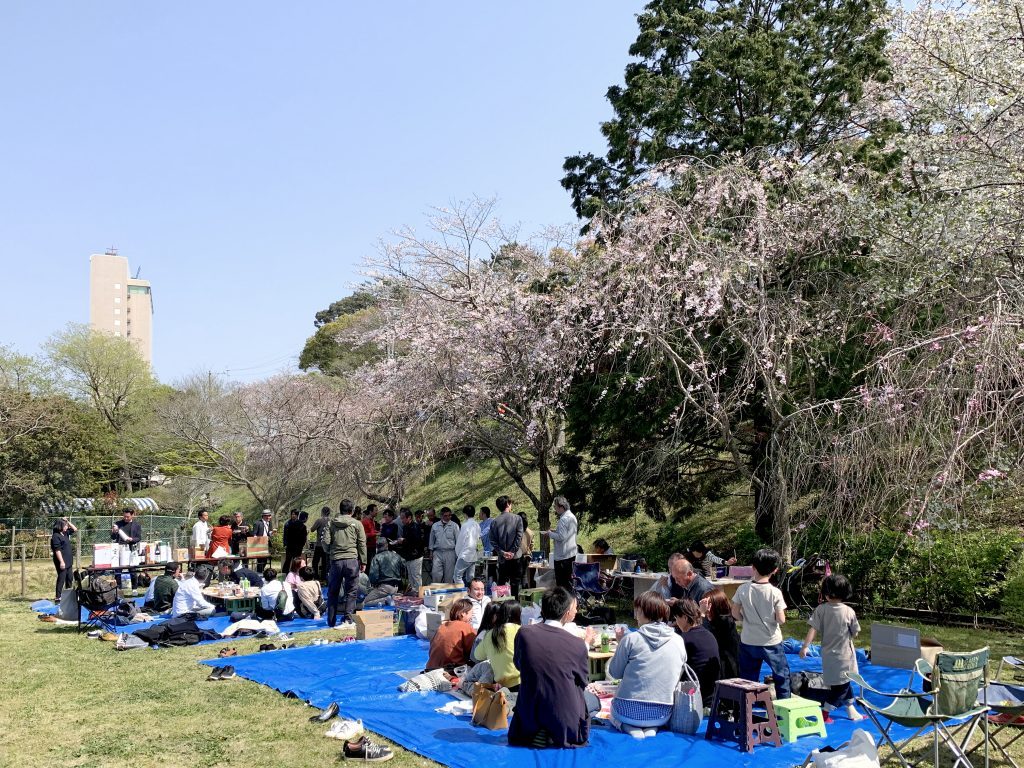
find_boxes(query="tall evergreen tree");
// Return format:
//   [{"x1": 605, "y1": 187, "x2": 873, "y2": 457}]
[{"x1": 562, "y1": 0, "x2": 889, "y2": 218}]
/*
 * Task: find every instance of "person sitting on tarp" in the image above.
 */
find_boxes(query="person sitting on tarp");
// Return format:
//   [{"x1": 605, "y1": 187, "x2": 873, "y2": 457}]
[
  {"x1": 425, "y1": 598, "x2": 476, "y2": 672},
  {"x1": 365, "y1": 539, "x2": 404, "y2": 606},
  {"x1": 146, "y1": 562, "x2": 181, "y2": 613},
  {"x1": 508, "y1": 587, "x2": 600, "y2": 749},
  {"x1": 256, "y1": 567, "x2": 295, "y2": 622},
  {"x1": 219, "y1": 558, "x2": 264, "y2": 588},
  {"x1": 294, "y1": 565, "x2": 325, "y2": 620},
  {"x1": 172, "y1": 565, "x2": 216, "y2": 619}
]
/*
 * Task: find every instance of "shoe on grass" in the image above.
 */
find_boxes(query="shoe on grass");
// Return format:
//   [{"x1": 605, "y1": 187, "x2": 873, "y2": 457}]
[
  {"x1": 310, "y1": 702, "x2": 339, "y2": 723},
  {"x1": 343, "y1": 736, "x2": 393, "y2": 762},
  {"x1": 218, "y1": 665, "x2": 236, "y2": 680},
  {"x1": 326, "y1": 718, "x2": 364, "y2": 741},
  {"x1": 207, "y1": 666, "x2": 225, "y2": 681}
]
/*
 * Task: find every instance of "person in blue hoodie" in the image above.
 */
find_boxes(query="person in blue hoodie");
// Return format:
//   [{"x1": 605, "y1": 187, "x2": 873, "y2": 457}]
[{"x1": 609, "y1": 590, "x2": 688, "y2": 739}]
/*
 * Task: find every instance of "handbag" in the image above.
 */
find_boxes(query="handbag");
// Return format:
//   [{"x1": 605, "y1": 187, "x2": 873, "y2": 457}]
[
  {"x1": 472, "y1": 682, "x2": 510, "y2": 730},
  {"x1": 668, "y1": 664, "x2": 703, "y2": 735}
]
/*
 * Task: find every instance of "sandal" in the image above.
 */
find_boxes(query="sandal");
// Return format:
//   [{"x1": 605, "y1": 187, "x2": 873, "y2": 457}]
[{"x1": 218, "y1": 647, "x2": 237, "y2": 658}]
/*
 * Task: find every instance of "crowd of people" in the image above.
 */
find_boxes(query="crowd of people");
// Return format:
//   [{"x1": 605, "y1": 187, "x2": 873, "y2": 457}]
[{"x1": 58, "y1": 497, "x2": 865, "y2": 753}]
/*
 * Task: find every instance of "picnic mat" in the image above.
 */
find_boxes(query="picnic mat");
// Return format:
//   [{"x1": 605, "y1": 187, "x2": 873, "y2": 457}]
[
  {"x1": 31, "y1": 598, "x2": 331, "y2": 645},
  {"x1": 199, "y1": 635, "x2": 924, "y2": 768}
]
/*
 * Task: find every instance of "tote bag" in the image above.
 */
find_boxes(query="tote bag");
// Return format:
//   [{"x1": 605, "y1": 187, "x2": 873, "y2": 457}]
[
  {"x1": 668, "y1": 664, "x2": 703, "y2": 735},
  {"x1": 472, "y1": 683, "x2": 510, "y2": 730}
]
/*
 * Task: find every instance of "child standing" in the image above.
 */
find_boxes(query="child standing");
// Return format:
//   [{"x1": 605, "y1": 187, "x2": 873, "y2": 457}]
[
  {"x1": 732, "y1": 548, "x2": 791, "y2": 699},
  {"x1": 799, "y1": 574, "x2": 864, "y2": 722}
]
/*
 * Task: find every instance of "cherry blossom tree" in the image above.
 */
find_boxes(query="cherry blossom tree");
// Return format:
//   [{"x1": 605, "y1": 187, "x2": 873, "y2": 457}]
[{"x1": 364, "y1": 199, "x2": 586, "y2": 533}]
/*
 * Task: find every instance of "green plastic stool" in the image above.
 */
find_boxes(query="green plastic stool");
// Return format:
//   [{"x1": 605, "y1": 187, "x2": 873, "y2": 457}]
[{"x1": 772, "y1": 695, "x2": 827, "y2": 742}]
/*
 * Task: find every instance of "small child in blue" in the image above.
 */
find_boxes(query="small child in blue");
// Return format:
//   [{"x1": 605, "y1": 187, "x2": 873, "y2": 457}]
[
  {"x1": 800, "y1": 574, "x2": 864, "y2": 722},
  {"x1": 732, "y1": 547, "x2": 791, "y2": 698}
]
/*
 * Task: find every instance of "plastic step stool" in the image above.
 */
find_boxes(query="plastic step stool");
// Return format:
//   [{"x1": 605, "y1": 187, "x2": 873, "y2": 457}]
[{"x1": 772, "y1": 695, "x2": 827, "y2": 742}]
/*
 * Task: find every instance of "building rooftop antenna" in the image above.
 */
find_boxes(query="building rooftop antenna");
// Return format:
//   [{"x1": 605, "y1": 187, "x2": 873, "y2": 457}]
[
  {"x1": 134, "y1": 267, "x2": 141, "y2": 279},
  {"x1": 105, "y1": 245, "x2": 118, "y2": 256}
]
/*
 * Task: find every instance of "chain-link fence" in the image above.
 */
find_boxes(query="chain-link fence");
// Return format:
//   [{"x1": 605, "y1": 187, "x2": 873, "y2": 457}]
[{"x1": 0, "y1": 514, "x2": 192, "y2": 566}]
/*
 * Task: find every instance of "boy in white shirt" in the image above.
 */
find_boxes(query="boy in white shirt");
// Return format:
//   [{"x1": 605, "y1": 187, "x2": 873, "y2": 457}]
[{"x1": 731, "y1": 547, "x2": 790, "y2": 699}]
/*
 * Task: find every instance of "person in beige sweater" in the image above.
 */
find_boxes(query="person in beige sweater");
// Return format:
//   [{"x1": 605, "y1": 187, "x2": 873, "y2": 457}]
[{"x1": 294, "y1": 565, "x2": 325, "y2": 620}]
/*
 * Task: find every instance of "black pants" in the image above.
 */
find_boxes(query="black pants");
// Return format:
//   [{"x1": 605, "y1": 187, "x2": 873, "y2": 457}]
[
  {"x1": 282, "y1": 549, "x2": 302, "y2": 572},
  {"x1": 496, "y1": 557, "x2": 521, "y2": 597},
  {"x1": 554, "y1": 557, "x2": 574, "y2": 590},
  {"x1": 53, "y1": 555, "x2": 73, "y2": 601},
  {"x1": 327, "y1": 558, "x2": 360, "y2": 627},
  {"x1": 311, "y1": 547, "x2": 328, "y2": 582}
]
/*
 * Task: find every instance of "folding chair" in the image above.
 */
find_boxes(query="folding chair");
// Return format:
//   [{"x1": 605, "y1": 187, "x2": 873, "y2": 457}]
[
  {"x1": 969, "y1": 663, "x2": 1024, "y2": 768},
  {"x1": 848, "y1": 646, "x2": 990, "y2": 768},
  {"x1": 74, "y1": 569, "x2": 121, "y2": 633},
  {"x1": 571, "y1": 562, "x2": 611, "y2": 611}
]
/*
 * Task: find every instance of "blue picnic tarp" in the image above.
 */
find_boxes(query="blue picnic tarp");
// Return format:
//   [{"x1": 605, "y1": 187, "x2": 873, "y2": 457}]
[{"x1": 199, "y1": 635, "x2": 924, "y2": 768}]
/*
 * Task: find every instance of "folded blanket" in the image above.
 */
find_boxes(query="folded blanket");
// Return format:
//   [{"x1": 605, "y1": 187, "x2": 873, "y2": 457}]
[{"x1": 398, "y1": 668, "x2": 452, "y2": 693}]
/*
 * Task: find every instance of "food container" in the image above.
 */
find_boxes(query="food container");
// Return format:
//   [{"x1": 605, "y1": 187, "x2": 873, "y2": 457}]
[{"x1": 617, "y1": 559, "x2": 636, "y2": 573}]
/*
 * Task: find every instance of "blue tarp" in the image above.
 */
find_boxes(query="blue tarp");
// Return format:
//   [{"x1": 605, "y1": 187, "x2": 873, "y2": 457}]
[
  {"x1": 200, "y1": 636, "x2": 923, "y2": 768},
  {"x1": 31, "y1": 597, "x2": 330, "y2": 644}
]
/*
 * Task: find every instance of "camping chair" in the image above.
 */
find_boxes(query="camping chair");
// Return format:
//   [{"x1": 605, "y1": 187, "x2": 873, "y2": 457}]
[
  {"x1": 848, "y1": 647, "x2": 990, "y2": 768},
  {"x1": 74, "y1": 569, "x2": 121, "y2": 633},
  {"x1": 968, "y1": 668, "x2": 1024, "y2": 767},
  {"x1": 572, "y1": 562, "x2": 611, "y2": 611}
]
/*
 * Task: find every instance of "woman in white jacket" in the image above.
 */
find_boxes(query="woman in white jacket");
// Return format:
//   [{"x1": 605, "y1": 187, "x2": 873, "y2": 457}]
[{"x1": 608, "y1": 590, "x2": 688, "y2": 739}]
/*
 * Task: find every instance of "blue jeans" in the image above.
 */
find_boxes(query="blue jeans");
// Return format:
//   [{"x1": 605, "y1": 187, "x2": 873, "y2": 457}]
[{"x1": 739, "y1": 641, "x2": 791, "y2": 699}]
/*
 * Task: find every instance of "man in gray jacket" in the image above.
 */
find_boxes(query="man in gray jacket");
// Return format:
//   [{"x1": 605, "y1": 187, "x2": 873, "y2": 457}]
[
  {"x1": 490, "y1": 495, "x2": 524, "y2": 596},
  {"x1": 326, "y1": 499, "x2": 367, "y2": 627}
]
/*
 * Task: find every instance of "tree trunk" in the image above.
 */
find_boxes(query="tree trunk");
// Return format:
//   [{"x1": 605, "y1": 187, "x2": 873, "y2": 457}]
[{"x1": 750, "y1": 412, "x2": 792, "y2": 562}]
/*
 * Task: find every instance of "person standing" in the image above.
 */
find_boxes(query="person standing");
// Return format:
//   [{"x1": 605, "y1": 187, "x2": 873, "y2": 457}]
[
  {"x1": 395, "y1": 509, "x2": 425, "y2": 595},
  {"x1": 229, "y1": 511, "x2": 250, "y2": 559},
  {"x1": 111, "y1": 507, "x2": 143, "y2": 587},
  {"x1": 50, "y1": 517, "x2": 77, "y2": 601},
  {"x1": 453, "y1": 504, "x2": 481, "y2": 586},
  {"x1": 733, "y1": 548, "x2": 791, "y2": 700},
  {"x1": 542, "y1": 496, "x2": 577, "y2": 591},
  {"x1": 309, "y1": 506, "x2": 332, "y2": 582},
  {"x1": 190, "y1": 509, "x2": 210, "y2": 553},
  {"x1": 282, "y1": 509, "x2": 308, "y2": 571},
  {"x1": 326, "y1": 499, "x2": 367, "y2": 627},
  {"x1": 518, "y1": 512, "x2": 534, "y2": 589},
  {"x1": 380, "y1": 508, "x2": 400, "y2": 546},
  {"x1": 478, "y1": 507, "x2": 492, "y2": 565},
  {"x1": 428, "y1": 507, "x2": 459, "y2": 583},
  {"x1": 490, "y1": 496, "x2": 524, "y2": 597},
  {"x1": 251, "y1": 509, "x2": 274, "y2": 569},
  {"x1": 361, "y1": 504, "x2": 379, "y2": 566}
]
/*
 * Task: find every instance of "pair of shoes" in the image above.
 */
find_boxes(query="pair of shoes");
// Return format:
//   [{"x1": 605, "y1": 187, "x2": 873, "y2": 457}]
[
  {"x1": 87, "y1": 630, "x2": 102, "y2": 638},
  {"x1": 311, "y1": 638, "x2": 327, "y2": 646},
  {"x1": 326, "y1": 718, "x2": 363, "y2": 741},
  {"x1": 218, "y1": 647, "x2": 237, "y2": 658},
  {"x1": 342, "y1": 736, "x2": 393, "y2": 762},
  {"x1": 259, "y1": 643, "x2": 276, "y2": 652},
  {"x1": 39, "y1": 614, "x2": 59, "y2": 622},
  {"x1": 207, "y1": 666, "x2": 236, "y2": 681},
  {"x1": 100, "y1": 631, "x2": 119, "y2": 642},
  {"x1": 310, "y1": 702, "x2": 339, "y2": 723}
]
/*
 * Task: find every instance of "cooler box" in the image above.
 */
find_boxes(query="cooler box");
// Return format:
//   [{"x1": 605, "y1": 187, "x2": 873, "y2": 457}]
[{"x1": 93, "y1": 543, "x2": 116, "y2": 568}]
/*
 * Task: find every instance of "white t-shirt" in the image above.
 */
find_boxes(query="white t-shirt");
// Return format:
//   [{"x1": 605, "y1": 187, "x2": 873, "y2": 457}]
[
  {"x1": 455, "y1": 518, "x2": 481, "y2": 562},
  {"x1": 191, "y1": 520, "x2": 210, "y2": 548},
  {"x1": 735, "y1": 580, "x2": 787, "y2": 646},
  {"x1": 260, "y1": 580, "x2": 295, "y2": 614}
]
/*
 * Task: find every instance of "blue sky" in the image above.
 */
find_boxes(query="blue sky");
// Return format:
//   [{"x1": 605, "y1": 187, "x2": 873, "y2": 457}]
[{"x1": 0, "y1": 2, "x2": 643, "y2": 382}]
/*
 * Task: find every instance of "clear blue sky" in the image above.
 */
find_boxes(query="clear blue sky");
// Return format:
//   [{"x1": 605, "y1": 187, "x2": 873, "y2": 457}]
[{"x1": 0, "y1": 2, "x2": 643, "y2": 382}]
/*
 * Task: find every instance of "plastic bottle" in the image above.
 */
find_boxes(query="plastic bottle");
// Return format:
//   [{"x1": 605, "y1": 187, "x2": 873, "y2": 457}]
[{"x1": 600, "y1": 632, "x2": 611, "y2": 652}]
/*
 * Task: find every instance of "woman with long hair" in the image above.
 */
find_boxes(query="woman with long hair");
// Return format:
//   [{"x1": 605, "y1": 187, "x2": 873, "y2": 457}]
[
  {"x1": 50, "y1": 517, "x2": 78, "y2": 601},
  {"x1": 472, "y1": 600, "x2": 523, "y2": 689},
  {"x1": 702, "y1": 587, "x2": 740, "y2": 680}
]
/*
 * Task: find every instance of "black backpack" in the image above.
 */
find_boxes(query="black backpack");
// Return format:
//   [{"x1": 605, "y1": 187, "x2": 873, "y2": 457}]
[{"x1": 85, "y1": 574, "x2": 119, "y2": 609}]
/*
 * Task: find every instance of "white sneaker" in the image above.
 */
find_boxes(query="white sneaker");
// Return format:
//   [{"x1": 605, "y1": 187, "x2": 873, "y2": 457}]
[
  {"x1": 311, "y1": 638, "x2": 326, "y2": 646},
  {"x1": 333, "y1": 620, "x2": 356, "y2": 631},
  {"x1": 325, "y1": 718, "x2": 363, "y2": 741}
]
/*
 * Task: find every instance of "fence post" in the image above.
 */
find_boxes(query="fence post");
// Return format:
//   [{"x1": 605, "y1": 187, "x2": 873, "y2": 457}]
[
  {"x1": 76, "y1": 528, "x2": 82, "y2": 570},
  {"x1": 9, "y1": 526, "x2": 14, "y2": 574},
  {"x1": 20, "y1": 545, "x2": 26, "y2": 598}
]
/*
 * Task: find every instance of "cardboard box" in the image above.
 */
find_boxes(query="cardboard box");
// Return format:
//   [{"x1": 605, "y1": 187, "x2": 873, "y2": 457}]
[
  {"x1": 244, "y1": 536, "x2": 269, "y2": 558},
  {"x1": 354, "y1": 610, "x2": 394, "y2": 640},
  {"x1": 93, "y1": 543, "x2": 115, "y2": 568},
  {"x1": 871, "y1": 623, "x2": 944, "y2": 669},
  {"x1": 436, "y1": 590, "x2": 468, "y2": 616},
  {"x1": 192, "y1": 546, "x2": 206, "y2": 560},
  {"x1": 175, "y1": 548, "x2": 190, "y2": 563},
  {"x1": 418, "y1": 582, "x2": 466, "y2": 598}
]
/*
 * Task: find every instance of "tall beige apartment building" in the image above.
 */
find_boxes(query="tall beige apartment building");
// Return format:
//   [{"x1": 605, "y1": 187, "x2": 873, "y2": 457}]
[{"x1": 89, "y1": 251, "x2": 153, "y2": 364}]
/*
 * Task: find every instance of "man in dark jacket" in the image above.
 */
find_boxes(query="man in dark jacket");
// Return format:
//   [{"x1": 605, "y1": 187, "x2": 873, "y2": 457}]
[
  {"x1": 111, "y1": 507, "x2": 143, "y2": 587},
  {"x1": 282, "y1": 509, "x2": 308, "y2": 571},
  {"x1": 508, "y1": 587, "x2": 597, "y2": 748},
  {"x1": 489, "y1": 495, "x2": 524, "y2": 596},
  {"x1": 395, "y1": 509, "x2": 425, "y2": 595}
]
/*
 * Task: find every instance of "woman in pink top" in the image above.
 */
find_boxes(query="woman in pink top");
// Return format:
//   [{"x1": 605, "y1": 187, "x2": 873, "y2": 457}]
[{"x1": 285, "y1": 556, "x2": 305, "y2": 588}]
